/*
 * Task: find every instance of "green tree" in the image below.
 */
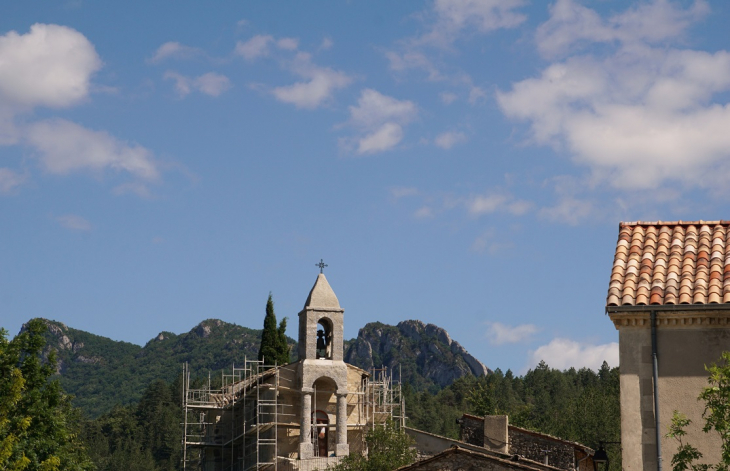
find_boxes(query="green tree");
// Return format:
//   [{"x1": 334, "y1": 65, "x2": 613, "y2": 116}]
[
  {"x1": 258, "y1": 293, "x2": 289, "y2": 365},
  {"x1": 0, "y1": 319, "x2": 93, "y2": 471},
  {"x1": 331, "y1": 420, "x2": 416, "y2": 471},
  {"x1": 668, "y1": 352, "x2": 730, "y2": 471}
]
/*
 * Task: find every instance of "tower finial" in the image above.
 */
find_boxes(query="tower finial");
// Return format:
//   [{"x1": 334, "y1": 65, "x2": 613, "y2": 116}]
[{"x1": 316, "y1": 259, "x2": 328, "y2": 274}]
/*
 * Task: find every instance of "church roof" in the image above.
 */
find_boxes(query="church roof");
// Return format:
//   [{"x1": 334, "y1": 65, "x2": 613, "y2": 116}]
[
  {"x1": 304, "y1": 273, "x2": 341, "y2": 309},
  {"x1": 607, "y1": 221, "x2": 730, "y2": 307}
]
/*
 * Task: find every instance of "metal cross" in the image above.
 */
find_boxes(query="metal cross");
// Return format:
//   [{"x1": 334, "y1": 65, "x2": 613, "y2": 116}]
[{"x1": 316, "y1": 259, "x2": 328, "y2": 273}]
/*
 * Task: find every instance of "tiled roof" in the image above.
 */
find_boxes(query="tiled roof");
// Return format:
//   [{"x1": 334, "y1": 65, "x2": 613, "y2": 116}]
[{"x1": 607, "y1": 221, "x2": 730, "y2": 307}]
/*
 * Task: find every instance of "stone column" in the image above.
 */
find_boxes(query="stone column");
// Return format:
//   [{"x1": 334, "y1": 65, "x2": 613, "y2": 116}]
[
  {"x1": 299, "y1": 389, "x2": 314, "y2": 459},
  {"x1": 335, "y1": 392, "x2": 350, "y2": 456}
]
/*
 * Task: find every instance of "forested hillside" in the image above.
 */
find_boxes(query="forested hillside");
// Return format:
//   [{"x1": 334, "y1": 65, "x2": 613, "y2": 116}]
[
  {"x1": 35, "y1": 318, "x2": 296, "y2": 417},
  {"x1": 405, "y1": 362, "x2": 621, "y2": 470},
  {"x1": 5, "y1": 319, "x2": 620, "y2": 470},
  {"x1": 31, "y1": 317, "x2": 488, "y2": 417}
]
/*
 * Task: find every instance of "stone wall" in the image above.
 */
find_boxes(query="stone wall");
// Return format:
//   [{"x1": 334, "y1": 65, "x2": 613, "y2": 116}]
[
  {"x1": 459, "y1": 417, "x2": 577, "y2": 470},
  {"x1": 508, "y1": 428, "x2": 574, "y2": 470},
  {"x1": 403, "y1": 448, "x2": 551, "y2": 471},
  {"x1": 460, "y1": 415, "x2": 483, "y2": 447}
]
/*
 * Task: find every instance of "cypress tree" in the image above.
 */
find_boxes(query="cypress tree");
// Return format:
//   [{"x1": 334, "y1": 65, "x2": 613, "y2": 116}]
[{"x1": 258, "y1": 294, "x2": 289, "y2": 365}]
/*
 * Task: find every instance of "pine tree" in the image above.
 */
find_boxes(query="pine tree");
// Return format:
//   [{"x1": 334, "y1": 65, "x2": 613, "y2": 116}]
[{"x1": 258, "y1": 294, "x2": 290, "y2": 365}]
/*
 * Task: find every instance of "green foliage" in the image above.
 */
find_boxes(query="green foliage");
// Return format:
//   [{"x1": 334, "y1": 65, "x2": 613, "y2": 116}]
[
  {"x1": 30, "y1": 318, "x2": 295, "y2": 418},
  {"x1": 404, "y1": 361, "x2": 621, "y2": 470},
  {"x1": 258, "y1": 294, "x2": 290, "y2": 365},
  {"x1": 0, "y1": 320, "x2": 93, "y2": 471},
  {"x1": 331, "y1": 420, "x2": 416, "y2": 471},
  {"x1": 669, "y1": 352, "x2": 730, "y2": 471},
  {"x1": 81, "y1": 379, "x2": 182, "y2": 471},
  {"x1": 666, "y1": 412, "x2": 708, "y2": 471}
]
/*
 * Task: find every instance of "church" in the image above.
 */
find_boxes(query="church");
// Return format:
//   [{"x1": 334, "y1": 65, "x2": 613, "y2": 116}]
[{"x1": 181, "y1": 272, "x2": 403, "y2": 471}]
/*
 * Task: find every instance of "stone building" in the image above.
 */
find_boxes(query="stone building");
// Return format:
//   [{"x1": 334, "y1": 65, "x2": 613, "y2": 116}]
[
  {"x1": 606, "y1": 221, "x2": 730, "y2": 470},
  {"x1": 396, "y1": 445, "x2": 562, "y2": 471},
  {"x1": 457, "y1": 414, "x2": 594, "y2": 471},
  {"x1": 182, "y1": 273, "x2": 403, "y2": 470}
]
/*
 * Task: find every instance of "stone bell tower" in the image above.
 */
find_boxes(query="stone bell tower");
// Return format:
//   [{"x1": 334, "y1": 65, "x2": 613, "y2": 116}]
[{"x1": 297, "y1": 273, "x2": 350, "y2": 459}]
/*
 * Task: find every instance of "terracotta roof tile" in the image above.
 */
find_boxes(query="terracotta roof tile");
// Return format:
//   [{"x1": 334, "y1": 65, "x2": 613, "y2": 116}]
[{"x1": 607, "y1": 221, "x2": 730, "y2": 307}]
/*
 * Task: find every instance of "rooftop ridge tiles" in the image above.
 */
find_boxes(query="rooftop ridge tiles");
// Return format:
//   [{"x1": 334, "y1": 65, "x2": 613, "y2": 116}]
[{"x1": 620, "y1": 220, "x2": 730, "y2": 227}]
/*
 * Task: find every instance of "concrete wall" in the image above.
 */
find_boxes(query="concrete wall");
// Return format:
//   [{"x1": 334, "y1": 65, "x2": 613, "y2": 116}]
[{"x1": 612, "y1": 310, "x2": 730, "y2": 471}]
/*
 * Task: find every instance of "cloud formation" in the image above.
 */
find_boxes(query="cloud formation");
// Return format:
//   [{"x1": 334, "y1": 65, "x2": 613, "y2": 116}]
[
  {"x1": 272, "y1": 52, "x2": 351, "y2": 109},
  {"x1": 468, "y1": 192, "x2": 532, "y2": 216},
  {"x1": 54, "y1": 214, "x2": 92, "y2": 231},
  {"x1": 346, "y1": 89, "x2": 418, "y2": 154},
  {"x1": 497, "y1": 0, "x2": 730, "y2": 191},
  {"x1": 25, "y1": 119, "x2": 158, "y2": 180},
  {"x1": 149, "y1": 41, "x2": 204, "y2": 63},
  {"x1": 435, "y1": 131, "x2": 467, "y2": 149},
  {"x1": 486, "y1": 322, "x2": 538, "y2": 345},
  {"x1": 0, "y1": 24, "x2": 159, "y2": 194},
  {"x1": 164, "y1": 71, "x2": 231, "y2": 97},
  {"x1": 0, "y1": 168, "x2": 25, "y2": 193},
  {"x1": 421, "y1": 0, "x2": 527, "y2": 47},
  {"x1": 0, "y1": 23, "x2": 101, "y2": 111},
  {"x1": 528, "y1": 338, "x2": 619, "y2": 371},
  {"x1": 235, "y1": 35, "x2": 274, "y2": 60}
]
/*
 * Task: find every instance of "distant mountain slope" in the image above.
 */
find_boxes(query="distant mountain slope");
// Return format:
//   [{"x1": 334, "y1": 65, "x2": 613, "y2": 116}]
[
  {"x1": 33, "y1": 318, "x2": 293, "y2": 418},
  {"x1": 23, "y1": 317, "x2": 488, "y2": 417},
  {"x1": 344, "y1": 320, "x2": 490, "y2": 392}
]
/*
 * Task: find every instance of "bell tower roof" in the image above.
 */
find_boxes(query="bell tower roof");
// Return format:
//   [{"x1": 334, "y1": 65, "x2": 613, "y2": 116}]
[{"x1": 304, "y1": 273, "x2": 340, "y2": 309}]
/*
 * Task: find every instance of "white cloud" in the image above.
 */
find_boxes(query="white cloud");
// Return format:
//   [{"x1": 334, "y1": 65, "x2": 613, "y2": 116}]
[
  {"x1": 391, "y1": 186, "x2": 419, "y2": 199},
  {"x1": 414, "y1": 206, "x2": 434, "y2": 219},
  {"x1": 357, "y1": 123, "x2": 403, "y2": 154},
  {"x1": 0, "y1": 168, "x2": 25, "y2": 193},
  {"x1": 195, "y1": 72, "x2": 231, "y2": 96},
  {"x1": 536, "y1": 0, "x2": 709, "y2": 59},
  {"x1": 440, "y1": 92, "x2": 458, "y2": 105},
  {"x1": 319, "y1": 37, "x2": 334, "y2": 50},
  {"x1": 528, "y1": 338, "x2": 619, "y2": 371},
  {"x1": 350, "y1": 89, "x2": 418, "y2": 129},
  {"x1": 435, "y1": 131, "x2": 467, "y2": 149},
  {"x1": 25, "y1": 119, "x2": 158, "y2": 180},
  {"x1": 164, "y1": 71, "x2": 231, "y2": 97},
  {"x1": 0, "y1": 23, "x2": 101, "y2": 109},
  {"x1": 346, "y1": 89, "x2": 418, "y2": 154},
  {"x1": 0, "y1": 24, "x2": 162, "y2": 194},
  {"x1": 277, "y1": 37, "x2": 299, "y2": 51},
  {"x1": 272, "y1": 52, "x2": 351, "y2": 109},
  {"x1": 149, "y1": 41, "x2": 203, "y2": 63},
  {"x1": 497, "y1": 1, "x2": 730, "y2": 192},
  {"x1": 471, "y1": 231, "x2": 514, "y2": 254},
  {"x1": 421, "y1": 0, "x2": 527, "y2": 47},
  {"x1": 54, "y1": 214, "x2": 92, "y2": 231},
  {"x1": 486, "y1": 322, "x2": 538, "y2": 345},
  {"x1": 386, "y1": 51, "x2": 443, "y2": 81},
  {"x1": 539, "y1": 197, "x2": 592, "y2": 225},
  {"x1": 468, "y1": 193, "x2": 532, "y2": 216},
  {"x1": 235, "y1": 35, "x2": 274, "y2": 60},
  {"x1": 469, "y1": 194, "x2": 508, "y2": 214}
]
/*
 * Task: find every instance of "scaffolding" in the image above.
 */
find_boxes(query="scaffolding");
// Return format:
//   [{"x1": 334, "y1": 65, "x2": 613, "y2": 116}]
[{"x1": 181, "y1": 361, "x2": 404, "y2": 471}]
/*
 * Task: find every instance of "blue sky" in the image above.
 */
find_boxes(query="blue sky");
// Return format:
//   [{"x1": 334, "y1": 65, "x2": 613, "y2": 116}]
[{"x1": 2, "y1": 0, "x2": 729, "y2": 374}]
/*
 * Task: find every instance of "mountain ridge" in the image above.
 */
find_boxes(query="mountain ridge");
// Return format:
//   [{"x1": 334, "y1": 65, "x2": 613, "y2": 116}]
[{"x1": 23, "y1": 317, "x2": 489, "y2": 417}]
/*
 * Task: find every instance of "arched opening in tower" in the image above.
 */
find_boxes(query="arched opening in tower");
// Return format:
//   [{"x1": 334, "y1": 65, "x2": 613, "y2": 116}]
[
  {"x1": 316, "y1": 318, "x2": 333, "y2": 359},
  {"x1": 311, "y1": 376, "x2": 338, "y2": 457}
]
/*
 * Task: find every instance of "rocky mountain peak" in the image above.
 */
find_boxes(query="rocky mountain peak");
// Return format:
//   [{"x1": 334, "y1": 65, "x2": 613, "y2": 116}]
[{"x1": 344, "y1": 320, "x2": 490, "y2": 390}]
